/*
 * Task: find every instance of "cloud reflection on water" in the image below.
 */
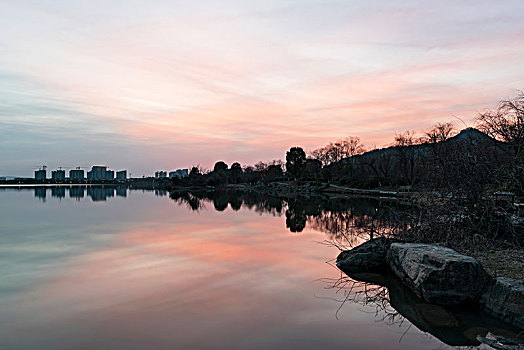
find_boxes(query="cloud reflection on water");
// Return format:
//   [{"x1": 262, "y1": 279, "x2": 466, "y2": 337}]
[{"x1": 0, "y1": 187, "x2": 465, "y2": 349}]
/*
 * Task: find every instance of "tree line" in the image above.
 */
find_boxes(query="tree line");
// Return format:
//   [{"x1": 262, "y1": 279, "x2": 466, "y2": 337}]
[
  {"x1": 169, "y1": 92, "x2": 523, "y2": 249},
  {"x1": 172, "y1": 92, "x2": 523, "y2": 197}
]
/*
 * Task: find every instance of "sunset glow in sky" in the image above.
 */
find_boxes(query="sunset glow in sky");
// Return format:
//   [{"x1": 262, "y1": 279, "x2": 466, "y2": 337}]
[{"x1": 1, "y1": 0, "x2": 524, "y2": 176}]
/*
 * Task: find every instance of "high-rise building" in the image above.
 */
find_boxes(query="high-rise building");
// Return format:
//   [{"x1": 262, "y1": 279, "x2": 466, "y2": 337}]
[
  {"x1": 88, "y1": 166, "x2": 107, "y2": 180},
  {"x1": 51, "y1": 170, "x2": 66, "y2": 182},
  {"x1": 35, "y1": 169, "x2": 46, "y2": 181},
  {"x1": 155, "y1": 171, "x2": 167, "y2": 179},
  {"x1": 169, "y1": 169, "x2": 189, "y2": 179},
  {"x1": 116, "y1": 170, "x2": 127, "y2": 180},
  {"x1": 106, "y1": 170, "x2": 114, "y2": 180},
  {"x1": 69, "y1": 168, "x2": 84, "y2": 180}
]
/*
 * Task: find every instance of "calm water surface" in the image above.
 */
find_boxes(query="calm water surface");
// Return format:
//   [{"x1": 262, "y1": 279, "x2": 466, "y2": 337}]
[{"x1": 0, "y1": 187, "x2": 518, "y2": 349}]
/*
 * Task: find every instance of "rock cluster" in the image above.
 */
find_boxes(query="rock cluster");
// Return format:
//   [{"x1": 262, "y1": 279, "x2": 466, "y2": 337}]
[{"x1": 336, "y1": 241, "x2": 524, "y2": 330}]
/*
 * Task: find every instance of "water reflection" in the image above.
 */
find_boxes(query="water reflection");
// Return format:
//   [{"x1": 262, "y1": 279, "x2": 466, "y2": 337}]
[
  {"x1": 170, "y1": 190, "x2": 418, "y2": 241},
  {"x1": 27, "y1": 186, "x2": 132, "y2": 202},
  {"x1": 87, "y1": 187, "x2": 115, "y2": 201},
  {"x1": 116, "y1": 186, "x2": 127, "y2": 198},
  {"x1": 2, "y1": 188, "x2": 397, "y2": 350},
  {"x1": 155, "y1": 189, "x2": 167, "y2": 197},
  {"x1": 34, "y1": 187, "x2": 46, "y2": 201},
  {"x1": 19, "y1": 186, "x2": 415, "y2": 241},
  {"x1": 24, "y1": 186, "x2": 419, "y2": 241},
  {"x1": 51, "y1": 187, "x2": 65, "y2": 199},
  {"x1": 322, "y1": 270, "x2": 524, "y2": 347},
  {"x1": 69, "y1": 186, "x2": 85, "y2": 199},
  {"x1": 0, "y1": 186, "x2": 520, "y2": 349}
]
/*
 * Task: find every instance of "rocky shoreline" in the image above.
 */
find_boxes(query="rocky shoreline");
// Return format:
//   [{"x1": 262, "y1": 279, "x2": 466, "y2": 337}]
[{"x1": 336, "y1": 239, "x2": 524, "y2": 337}]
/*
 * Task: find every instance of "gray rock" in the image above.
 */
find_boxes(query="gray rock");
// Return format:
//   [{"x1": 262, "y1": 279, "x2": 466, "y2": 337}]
[
  {"x1": 336, "y1": 237, "x2": 398, "y2": 272},
  {"x1": 481, "y1": 277, "x2": 524, "y2": 329},
  {"x1": 477, "y1": 332, "x2": 524, "y2": 350},
  {"x1": 387, "y1": 243, "x2": 491, "y2": 305}
]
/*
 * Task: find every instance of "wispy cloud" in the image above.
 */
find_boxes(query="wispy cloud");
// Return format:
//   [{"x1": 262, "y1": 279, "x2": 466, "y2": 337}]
[{"x1": 1, "y1": 0, "x2": 523, "y2": 176}]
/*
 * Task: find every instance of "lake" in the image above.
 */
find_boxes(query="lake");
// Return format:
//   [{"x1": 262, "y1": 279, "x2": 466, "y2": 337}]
[{"x1": 0, "y1": 186, "x2": 520, "y2": 349}]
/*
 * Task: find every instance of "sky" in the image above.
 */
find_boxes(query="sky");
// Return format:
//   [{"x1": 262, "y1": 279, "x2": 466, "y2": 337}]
[{"x1": 1, "y1": 0, "x2": 523, "y2": 177}]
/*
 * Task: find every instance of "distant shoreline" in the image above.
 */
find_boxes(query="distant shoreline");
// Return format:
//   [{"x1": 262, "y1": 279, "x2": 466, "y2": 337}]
[
  {"x1": 0, "y1": 177, "x2": 171, "y2": 188},
  {"x1": 0, "y1": 183, "x2": 121, "y2": 188}
]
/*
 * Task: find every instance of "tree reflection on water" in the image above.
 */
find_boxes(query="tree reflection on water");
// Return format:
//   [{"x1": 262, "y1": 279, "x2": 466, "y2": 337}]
[
  {"x1": 169, "y1": 190, "x2": 524, "y2": 347},
  {"x1": 169, "y1": 190, "x2": 417, "y2": 248}
]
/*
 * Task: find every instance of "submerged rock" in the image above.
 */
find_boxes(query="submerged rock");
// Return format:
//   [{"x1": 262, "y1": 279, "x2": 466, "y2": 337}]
[
  {"x1": 481, "y1": 277, "x2": 524, "y2": 329},
  {"x1": 476, "y1": 332, "x2": 524, "y2": 350},
  {"x1": 387, "y1": 243, "x2": 491, "y2": 305},
  {"x1": 336, "y1": 237, "x2": 398, "y2": 272},
  {"x1": 416, "y1": 303, "x2": 459, "y2": 328},
  {"x1": 345, "y1": 270, "x2": 524, "y2": 346}
]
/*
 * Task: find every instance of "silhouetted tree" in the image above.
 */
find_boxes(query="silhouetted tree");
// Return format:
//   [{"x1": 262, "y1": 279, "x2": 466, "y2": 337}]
[
  {"x1": 213, "y1": 161, "x2": 228, "y2": 172},
  {"x1": 478, "y1": 92, "x2": 524, "y2": 154},
  {"x1": 360, "y1": 148, "x2": 394, "y2": 187},
  {"x1": 393, "y1": 131, "x2": 420, "y2": 185},
  {"x1": 286, "y1": 147, "x2": 306, "y2": 181},
  {"x1": 187, "y1": 166, "x2": 204, "y2": 185},
  {"x1": 189, "y1": 166, "x2": 201, "y2": 176},
  {"x1": 254, "y1": 161, "x2": 268, "y2": 172},
  {"x1": 229, "y1": 162, "x2": 243, "y2": 183},
  {"x1": 413, "y1": 129, "x2": 520, "y2": 249},
  {"x1": 285, "y1": 200, "x2": 307, "y2": 233},
  {"x1": 243, "y1": 165, "x2": 260, "y2": 184},
  {"x1": 266, "y1": 164, "x2": 283, "y2": 180},
  {"x1": 230, "y1": 162, "x2": 242, "y2": 172},
  {"x1": 477, "y1": 92, "x2": 524, "y2": 194},
  {"x1": 304, "y1": 158, "x2": 322, "y2": 179},
  {"x1": 312, "y1": 136, "x2": 365, "y2": 166},
  {"x1": 424, "y1": 122, "x2": 456, "y2": 144},
  {"x1": 207, "y1": 172, "x2": 227, "y2": 186},
  {"x1": 419, "y1": 122, "x2": 457, "y2": 189}
]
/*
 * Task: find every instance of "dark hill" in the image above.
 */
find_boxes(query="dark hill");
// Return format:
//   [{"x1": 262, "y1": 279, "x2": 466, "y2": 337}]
[{"x1": 323, "y1": 128, "x2": 508, "y2": 187}]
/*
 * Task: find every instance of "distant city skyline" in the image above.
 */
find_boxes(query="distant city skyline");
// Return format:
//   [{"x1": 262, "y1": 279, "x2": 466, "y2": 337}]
[
  {"x1": 1, "y1": 0, "x2": 524, "y2": 177},
  {"x1": 23, "y1": 164, "x2": 188, "y2": 180}
]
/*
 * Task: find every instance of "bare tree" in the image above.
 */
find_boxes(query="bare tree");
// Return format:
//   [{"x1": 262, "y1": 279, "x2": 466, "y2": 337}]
[
  {"x1": 477, "y1": 92, "x2": 524, "y2": 155},
  {"x1": 311, "y1": 136, "x2": 366, "y2": 166},
  {"x1": 393, "y1": 131, "x2": 421, "y2": 185},
  {"x1": 254, "y1": 161, "x2": 268, "y2": 172},
  {"x1": 359, "y1": 148, "x2": 394, "y2": 187},
  {"x1": 424, "y1": 122, "x2": 456, "y2": 144},
  {"x1": 414, "y1": 127, "x2": 520, "y2": 250},
  {"x1": 339, "y1": 137, "x2": 366, "y2": 158},
  {"x1": 477, "y1": 92, "x2": 524, "y2": 194}
]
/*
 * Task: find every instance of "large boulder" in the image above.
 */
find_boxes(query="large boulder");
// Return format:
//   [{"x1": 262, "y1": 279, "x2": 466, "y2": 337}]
[
  {"x1": 387, "y1": 243, "x2": 491, "y2": 305},
  {"x1": 480, "y1": 277, "x2": 524, "y2": 329},
  {"x1": 336, "y1": 237, "x2": 398, "y2": 273}
]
